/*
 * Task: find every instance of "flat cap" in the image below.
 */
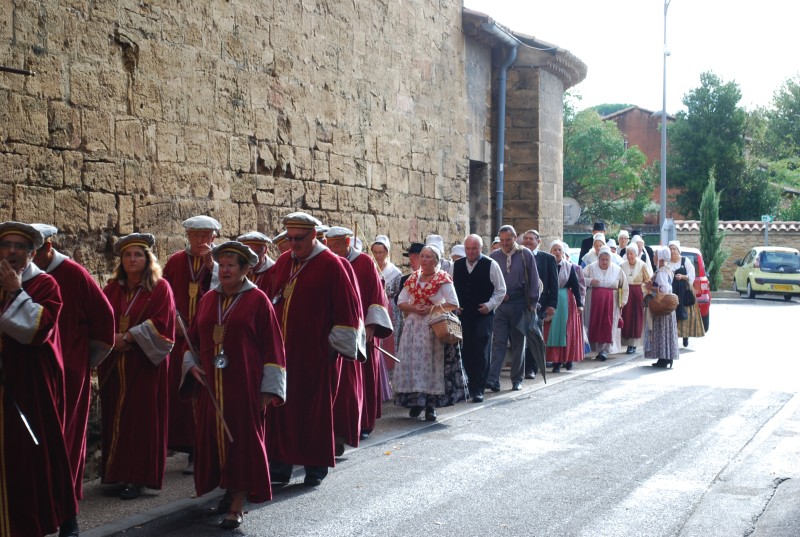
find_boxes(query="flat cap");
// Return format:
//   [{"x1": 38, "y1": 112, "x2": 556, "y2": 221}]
[
  {"x1": 272, "y1": 230, "x2": 288, "y2": 245},
  {"x1": 182, "y1": 215, "x2": 221, "y2": 231},
  {"x1": 325, "y1": 226, "x2": 353, "y2": 239},
  {"x1": 31, "y1": 223, "x2": 59, "y2": 241},
  {"x1": 213, "y1": 241, "x2": 258, "y2": 267},
  {"x1": 315, "y1": 224, "x2": 330, "y2": 239},
  {"x1": 236, "y1": 231, "x2": 272, "y2": 244},
  {"x1": 113, "y1": 233, "x2": 156, "y2": 256},
  {"x1": 0, "y1": 221, "x2": 45, "y2": 250},
  {"x1": 283, "y1": 211, "x2": 321, "y2": 229}
]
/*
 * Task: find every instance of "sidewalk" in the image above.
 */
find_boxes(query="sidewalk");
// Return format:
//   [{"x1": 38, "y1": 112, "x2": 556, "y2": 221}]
[{"x1": 71, "y1": 351, "x2": 633, "y2": 536}]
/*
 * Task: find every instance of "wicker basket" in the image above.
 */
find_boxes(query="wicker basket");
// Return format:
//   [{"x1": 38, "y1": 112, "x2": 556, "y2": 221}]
[
  {"x1": 427, "y1": 305, "x2": 462, "y2": 344},
  {"x1": 648, "y1": 290, "x2": 679, "y2": 316}
]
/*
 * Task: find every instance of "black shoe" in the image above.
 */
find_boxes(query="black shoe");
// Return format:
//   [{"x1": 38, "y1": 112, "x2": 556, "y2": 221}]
[
  {"x1": 360, "y1": 430, "x2": 371, "y2": 440},
  {"x1": 59, "y1": 516, "x2": 79, "y2": 537},
  {"x1": 652, "y1": 359, "x2": 668, "y2": 368},
  {"x1": 511, "y1": 381, "x2": 522, "y2": 391},
  {"x1": 524, "y1": 372, "x2": 536, "y2": 380},
  {"x1": 219, "y1": 512, "x2": 243, "y2": 529},
  {"x1": 565, "y1": 362, "x2": 573, "y2": 371},
  {"x1": 598, "y1": 353, "x2": 607, "y2": 362},
  {"x1": 120, "y1": 483, "x2": 142, "y2": 500},
  {"x1": 303, "y1": 476, "x2": 323, "y2": 487},
  {"x1": 487, "y1": 383, "x2": 501, "y2": 393},
  {"x1": 552, "y1": 364, "x2": 561, "y2": 373},
  {"x1": 472, "y1": 394, "x2": 484, "y2": 403},
  {"x1": 683, "y1": 338, "x2": 689, "y2": 348},
  {"x1": 409, "y1": 406, "x2": 423, "y2": 418},
  {"x1": 335, "y1": 443, "x2": 345, "y2": 457},
  {"x1": 424, "y1": 406, "x2": 437, "y2": 421}
]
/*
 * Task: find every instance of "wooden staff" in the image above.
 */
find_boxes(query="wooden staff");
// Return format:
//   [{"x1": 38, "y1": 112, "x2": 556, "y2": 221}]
[
  {"x1": 375, "y1": 344, "x2": 400, "y2": 363},
  {"x1": 177, "y1": 314, "x2": 234, "y2": 443}
]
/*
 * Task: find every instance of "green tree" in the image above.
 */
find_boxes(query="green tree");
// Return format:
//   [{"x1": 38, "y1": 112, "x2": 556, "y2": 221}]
[
  {"x1": 699, "y1": 170, "x2": 728, "y2": 291},
  {"x1": 563, "y1": 108, "x2": 653, "y2": 225},
  {"x1": 668, "y1": 72, "x2": 778, "y2": 219},
  {"x1": 765, "y1": 75, "x2": 800, "y2": 159}
]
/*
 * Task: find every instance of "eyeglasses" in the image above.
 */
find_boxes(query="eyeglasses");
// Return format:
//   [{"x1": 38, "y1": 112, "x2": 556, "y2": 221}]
[
  {"x1": 285, "y1": 231, "x2": 312, "y2": 243},
  {"x1": 0, "y1": 241, "x2": 32, "y2": 251}
]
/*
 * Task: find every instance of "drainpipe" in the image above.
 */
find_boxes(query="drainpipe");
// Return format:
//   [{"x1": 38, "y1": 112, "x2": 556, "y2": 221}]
[{"x1": 482, "y1": 21, "x2": 518, "y2": 234}]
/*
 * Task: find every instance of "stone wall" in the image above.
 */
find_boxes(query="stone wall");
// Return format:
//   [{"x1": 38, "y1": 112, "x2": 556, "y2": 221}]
[
  {"x1": 1, "y1": 0, "x2": 472, "y2": 277},
  {"x1": 676, "y1": 221, "x2": 800, "y2": 289}
]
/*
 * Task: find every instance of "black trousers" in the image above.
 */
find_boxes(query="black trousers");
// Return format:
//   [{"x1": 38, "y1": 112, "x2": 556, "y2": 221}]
[{"x1": 460, "y1": 313, "x2": 493, "y2": 397}]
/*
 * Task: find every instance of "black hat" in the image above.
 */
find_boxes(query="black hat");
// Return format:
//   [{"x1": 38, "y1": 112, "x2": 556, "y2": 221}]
[
  {"x1": 592, "y1": 221, "x2": 606, "y2": 231},
  {"x1": 402, "y1": 242, "x2": 425, "y2": 257}
]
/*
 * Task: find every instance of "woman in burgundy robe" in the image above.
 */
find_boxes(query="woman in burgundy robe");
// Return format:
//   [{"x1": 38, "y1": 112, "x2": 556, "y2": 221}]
[
  {"x1": 182, "y1": 241, "x2": 286, "y2": 530},
  {"x1": 99, "y1": 233, "x2": 175, "y2": 500}
]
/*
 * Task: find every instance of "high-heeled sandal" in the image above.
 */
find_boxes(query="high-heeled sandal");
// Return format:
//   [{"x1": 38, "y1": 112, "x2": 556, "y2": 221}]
[{"x1": 219, "y1": 511, "x2": 243, "y2": 529}]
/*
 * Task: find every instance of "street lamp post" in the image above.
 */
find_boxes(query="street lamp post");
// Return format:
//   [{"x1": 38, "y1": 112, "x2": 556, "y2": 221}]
[{"x1": 659, "y1": 0, "x2": 671, "y2": 244}]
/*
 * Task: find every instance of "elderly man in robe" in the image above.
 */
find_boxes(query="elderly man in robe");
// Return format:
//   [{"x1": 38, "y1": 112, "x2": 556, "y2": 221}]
[
  {"x1": 32, "y1": 224, "x2": 115, "y2": 537},
  {"x1": 163, "y1": 215, "x2": 221, "y2": 474},
  {"x1": 0, "y1": 221, "x2": 77, "y2": 537},
  {"x1": 327, "y1": 226, "x2": 393, "y2": 451},
  {"x1": 266, "y1": 212, "x2": 365, "y2": 487},
  {"x1": 583, "y1": 246, "x2": 629, "y2": 361}
]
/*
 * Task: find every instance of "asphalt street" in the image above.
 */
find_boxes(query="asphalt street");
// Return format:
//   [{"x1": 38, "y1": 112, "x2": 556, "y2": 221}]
[{"x1": 77, "y1": 295, "x2": 800, "y2": 536}]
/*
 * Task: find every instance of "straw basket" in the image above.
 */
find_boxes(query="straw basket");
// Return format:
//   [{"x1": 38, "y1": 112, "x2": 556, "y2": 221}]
[
  {"x1": 427, "y1": 304, "x2": 462, "y2": 344},
  {"x1": 648, "y1": 290, "x2": 679, "y2": 316}
]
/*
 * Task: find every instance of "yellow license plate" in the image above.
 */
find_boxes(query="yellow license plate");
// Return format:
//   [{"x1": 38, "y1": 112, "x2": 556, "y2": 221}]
[{"x1": 774, "y1": 284, "x2": 793, "y2": 291}]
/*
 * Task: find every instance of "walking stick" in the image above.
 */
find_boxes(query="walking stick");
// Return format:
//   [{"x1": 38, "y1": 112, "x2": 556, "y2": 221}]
[
  {"x1": 176, "y1": 314, "x2": 234, "y2": 444},
  {"x1": 375, "y1": 344, "x2": 400, "y2": 363}
]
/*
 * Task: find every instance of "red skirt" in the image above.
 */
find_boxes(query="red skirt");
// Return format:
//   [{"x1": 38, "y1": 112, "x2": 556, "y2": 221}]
[
  {"x1": 621, "y1": 285, "x2": 644, "y2": 339},
  {"x1": 545, "y1": 289, "x2": 585, "y2": 363},
  {"x1": 588, "y1": 287, "x2": 614, "y2": 344}
]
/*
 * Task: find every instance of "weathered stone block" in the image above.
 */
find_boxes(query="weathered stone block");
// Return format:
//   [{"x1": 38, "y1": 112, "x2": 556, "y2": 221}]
[
  {"x1": 0, "y1": 183, "x2": 13, "y2": 221},
  {"x1": 239, "y1": 203, "x2": 257, "y2": 234},
  {"x1": 15, "y1": 185, "x2": 55, "y2": 223},
  {"x1": 88, "y1": 192, "x2": 118, "y2": 231},
  {"x1": 155, "y1": 122, "x2": 185, "y2": 162},
  {"x1": 118, "y1": 195, "x2": 134, "y2": 234},
  {"x1": 230, "y1": 174, "x2": 256, "y2": 203},
  {"x1": 320, "y1": 183, "x2": 338, "y2": 211},
  {"x1": 81, "y1": 108, "x2": 114, "y2": 155},
  {"x1": 83, "y1": 161, "x2": 124, "y2": 193},
  {"x1": 115, "y1": 117, "x2": 146, "y2": 159},
  {"x1": 7, "y1": 93, "x2": 48, "y2": 145},
  {"x1": 48, "y1": 101, "x2": 81, "y2": 149},
  {"x1": 124, "y1": 159, "x2": 152, "y2": 195},
  {"x1": 229, "y1": 136, "x2": 253, "y2": 173},
  {"x1": 0, "y1": 152, "x2": 28, "y2": 185}
]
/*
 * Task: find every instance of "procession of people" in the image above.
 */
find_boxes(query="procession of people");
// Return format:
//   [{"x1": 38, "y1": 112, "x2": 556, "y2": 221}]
[{"x1": 0, "y1": 213, "x2": 688, "y2": 536}]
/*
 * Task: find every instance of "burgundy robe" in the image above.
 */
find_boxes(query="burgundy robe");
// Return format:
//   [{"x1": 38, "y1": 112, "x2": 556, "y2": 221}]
[
  {"x1": 185, "y1": 283, "x2": 286, "y2": 503},
  {"x1": 266, "y1": 245, "x2": 363, "y2": 468},
  {"x1": 348, "y1": 251, "x2": 392, "y2": 433},
  {"x1": 99, "y1": 278, "x2": 175, "y2": 489},
  {"x1": 163, "y1": 250, "x2": 213, "y2": 451},
  {"x1": 332, "y1": 260, "x2": 365, "y2": 448},
  {"x1": 46, "y1": 253, "x2": 115, "y2": 499},
  {"x1": 0, "y1": 265, "x2": 76, "y2": 537}
]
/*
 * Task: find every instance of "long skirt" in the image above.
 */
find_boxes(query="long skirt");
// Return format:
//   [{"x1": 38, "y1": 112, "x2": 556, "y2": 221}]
[
  {"x1": 621, "y1": 285, "x2": 645, "y2": 347},
  {"x1": 544, "y1": 288, "x2": 585, "y2": 364},
  {"x1": 644, "y1": 309, "x2": 679, "y2": 360},
  {"x1": 393, "y1": 312, "x2": 467, "y2": 409},
  {"x1": 678, "y1": 302, "x2": 706, "y2": 339}
]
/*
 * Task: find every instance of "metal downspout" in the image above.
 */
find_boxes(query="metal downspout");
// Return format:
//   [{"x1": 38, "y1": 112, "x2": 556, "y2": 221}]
[{"x1": 482, "y1": 21, "x2": 518, "y2": 233}]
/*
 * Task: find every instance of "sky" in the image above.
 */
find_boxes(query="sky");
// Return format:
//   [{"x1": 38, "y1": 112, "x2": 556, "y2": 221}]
[{"x1": 463, "y1": 0, "x2": 800, "y2": 114}]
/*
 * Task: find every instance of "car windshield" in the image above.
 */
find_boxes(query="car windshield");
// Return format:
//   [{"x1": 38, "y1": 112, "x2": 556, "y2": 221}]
[{"x1": 760, "y1": 251, "x2": 800, "y2": 272}]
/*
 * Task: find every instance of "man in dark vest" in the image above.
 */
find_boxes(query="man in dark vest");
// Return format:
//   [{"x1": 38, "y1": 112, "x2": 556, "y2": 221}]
[
  {"x1": 579, "y1": 221, "x2": 606, "y2": 265},
  {"x1": 453, "y1": 234, "x2": 506, "y2": 402}
]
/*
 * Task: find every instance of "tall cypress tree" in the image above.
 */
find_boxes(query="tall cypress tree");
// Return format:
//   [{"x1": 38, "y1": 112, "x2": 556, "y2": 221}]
[{"x1": 699, "y1": 170, "x2": 728, "y2": 291}]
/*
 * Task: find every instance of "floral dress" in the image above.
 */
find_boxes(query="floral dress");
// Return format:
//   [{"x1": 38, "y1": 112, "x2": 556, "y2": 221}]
[{"x1": 393, "y1": 270, "x2": 468, "y2": 409}]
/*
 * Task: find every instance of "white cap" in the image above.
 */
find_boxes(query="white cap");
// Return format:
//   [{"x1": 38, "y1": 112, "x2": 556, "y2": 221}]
[
  {"x1": 182, "y1": 215, "x2": 221, "y2": 231},
  {"x1": 668, "y1": 240, "x2": 681, "y2": 248},
  {"x1": 606, "y1": 239, "x2": 617, "y2": 248},
  {"x1": 593, "y1": 233, "x2": 606, "y2": 242},
  {"x1": 236, "y1": 231, "x2": 271, "y2": 244},
  {"x1": 618, "y1": 230, "x2": 630, "y2": 239},
  {"x1": 425, "y1": 234, "x2": 444, "y2": 253},
  {"x1": 598, "y1": 246, "x2": 612, "y2": 257},
  {"x1": 451, "y1": 244, "x2": 465, "y2": 258},
  {"x1": 372, "y1": 234, "x2": 391, "y2": 251}
]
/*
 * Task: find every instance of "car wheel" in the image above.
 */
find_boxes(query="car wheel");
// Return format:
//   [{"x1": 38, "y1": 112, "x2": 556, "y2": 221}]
[
  {"x1": 785, "y1": 295, "x2": 794, "y2": 302},
  {"x1": 747, "y1": 281, "x2": 756, "y2": 299}
]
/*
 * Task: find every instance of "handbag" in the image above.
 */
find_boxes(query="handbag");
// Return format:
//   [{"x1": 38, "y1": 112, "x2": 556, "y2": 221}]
[
  {"x1": 680, "y1": 257, "x2": 696, "y2": 306},
  {"x1": 427, "y1": 304, "x2": 462, "y2": 344},
  {"x1": 648, "y1": 289, "x2": 679, "y2": 316}
]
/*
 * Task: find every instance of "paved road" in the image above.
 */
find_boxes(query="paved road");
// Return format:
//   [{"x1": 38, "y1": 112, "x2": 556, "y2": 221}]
[{"x1": 107, "y1": 297, "x2": 800, "y2": 536}]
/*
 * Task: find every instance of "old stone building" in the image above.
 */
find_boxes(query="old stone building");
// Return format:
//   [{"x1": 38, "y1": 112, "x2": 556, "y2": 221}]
[{"x1": 1, "y1": 1, "x2": 585, "y2": 277}]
